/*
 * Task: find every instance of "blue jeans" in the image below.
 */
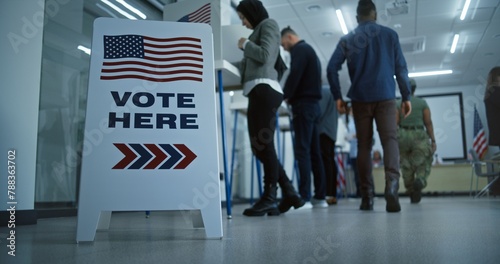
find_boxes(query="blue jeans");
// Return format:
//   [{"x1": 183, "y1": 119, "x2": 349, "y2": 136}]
[{"x1": 291, "y1": 101, "x2": 326, "y2": 200}]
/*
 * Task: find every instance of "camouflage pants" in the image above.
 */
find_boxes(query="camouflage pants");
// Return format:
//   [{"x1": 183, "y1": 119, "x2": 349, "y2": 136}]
[{"x1": 398, "y1": 128, "x2": 433, "y2": 192}]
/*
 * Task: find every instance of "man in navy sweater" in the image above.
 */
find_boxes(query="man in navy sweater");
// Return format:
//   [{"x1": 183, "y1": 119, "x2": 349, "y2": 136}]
[
  {"x1": 281, "y1": 26, "x2": 327, "y2": 208},
  {"x1": 327, "y1": 0, "x2": 412, "y2": 212}
]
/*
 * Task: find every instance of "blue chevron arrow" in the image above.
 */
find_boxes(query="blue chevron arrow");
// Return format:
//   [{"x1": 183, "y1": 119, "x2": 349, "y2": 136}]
[
  {"x1": 159, "y1": 144, "x2": 181, "y2": 169},
  {"x1": 129, "y1": 144, "x2": 153, "y2": 169}
]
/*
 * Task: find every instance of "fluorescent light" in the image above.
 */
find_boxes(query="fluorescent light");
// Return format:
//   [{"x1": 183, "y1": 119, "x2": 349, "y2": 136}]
[
  {"x1": 460, "y1": 0, "x2": 471, "y2": 20},
  {"x1": 336, "y1": 10, "x2": 348, "y2": 35},
  {"x1": 78, "y1": 45, "x2": 91, "y2": 55},
  {"x1": 117, "y1": 0, "x2": 147, "y2": 19},
  {"x1": 101, "y1": 0, "x2": 137, "y2": 20},
  {"x1": 450, "y1": 34, "x2": 460, "y2": 54},
  {"x1": 408, "y1": 70, "x2": 453, "y2": 77},
  {"x1": 96, "y1": 3, "x2": 118, "y2": 18}
]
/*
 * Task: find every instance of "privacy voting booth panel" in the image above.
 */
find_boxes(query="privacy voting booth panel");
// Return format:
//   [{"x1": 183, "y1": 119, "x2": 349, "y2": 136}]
[
  {"x1": 163, "y1": 0, "x2": 252, "y2": 89},
  {"x1": 76, "y1": 18, "x2": 222, "y2": 242},
  {"x1": 163, "y1": 0, "x2": 230, "y2": 62},
  {"x1": 162, "y1": 0, "x2": 255, "y2": 218}
]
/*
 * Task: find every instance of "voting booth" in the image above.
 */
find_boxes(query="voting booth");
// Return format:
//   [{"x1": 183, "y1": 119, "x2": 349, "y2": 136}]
[
  {"x1": 76, "y1": 18, "x2": 222, "y2": 242},
  {"x1": 163, "y1": 0, "x2": 252, "y2": 89}
]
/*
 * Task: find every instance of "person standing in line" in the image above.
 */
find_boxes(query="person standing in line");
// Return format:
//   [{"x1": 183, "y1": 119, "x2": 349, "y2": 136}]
[
  {"x1": 235, "y1": 0, "x2": 304, "y2": 217},
  {"x1": 484, "y1": 66, "x2": 500, "y2": 154},
  {"x1": 327, "y1": 0, "x2": 412, "y2": 212},
  {"x1": 372, "y1": 150, "x2": 383, "y2": 167},
  {"x1": 397, "y1": 78, "x2": 436, "y2": 204},
  {"x1": 280, "y1": 26, "x2": 327, "y2": 208},
  {"x1": 317, "y1": 87, "x2": 339, "y2": 205}
]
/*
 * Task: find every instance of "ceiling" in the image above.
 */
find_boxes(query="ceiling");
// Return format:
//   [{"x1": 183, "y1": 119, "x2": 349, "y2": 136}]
[
  {"x1": 81, "y1": 0, "x2": 500, "y2": 90},
  {"x1": 259, "y1": 0, "x2": 500, "y2": 90}
]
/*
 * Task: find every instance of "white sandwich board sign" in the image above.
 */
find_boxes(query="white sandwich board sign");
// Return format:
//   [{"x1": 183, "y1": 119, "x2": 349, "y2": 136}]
[{"x1": 76, "y1": 17, "x2": 222, "y2": 242}]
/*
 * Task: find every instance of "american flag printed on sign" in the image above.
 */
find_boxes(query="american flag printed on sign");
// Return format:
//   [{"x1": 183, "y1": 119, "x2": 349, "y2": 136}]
[
  {"x1": 100, "y1": 35, "x2": 203, "y2": 82},
  {"x1": 177, "y1": 3, "x2": 211, "y2": 24},
  {"x1": 473, "y1": 106, "x2": 488, "y2": 159}
]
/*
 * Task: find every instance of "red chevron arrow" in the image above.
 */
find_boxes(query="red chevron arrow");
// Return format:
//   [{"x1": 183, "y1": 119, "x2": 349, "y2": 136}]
[
  {"x1": 143, "y1": 144, "x2": 168, "y2": 169},
  {"x1": 173, "y1": 144, "x2": 197, "y2": 169},
  {"x1": 113, "y1": 143, "x2": 137, "y2": 169}
]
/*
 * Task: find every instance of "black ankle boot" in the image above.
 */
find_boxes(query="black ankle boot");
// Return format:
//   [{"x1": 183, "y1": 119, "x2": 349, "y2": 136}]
[
  {"x1": 385, "y1": 179, "x2": 401, "y2": 212},
  {"x1": 359, "y1": 187, "x2": 374, "y2": 211},
  {"x1": 278, "y1": 180, "x2": 305, "y2": 213},
  {"x1": 410, "y1": 178, "x2": 424, "y2": 204},
  {"x1": 359, "y1": 197, "x2": 374, "y2": 210},
  {"x1": 243, "y1": 185, "x2": 280, "y2": 216}
]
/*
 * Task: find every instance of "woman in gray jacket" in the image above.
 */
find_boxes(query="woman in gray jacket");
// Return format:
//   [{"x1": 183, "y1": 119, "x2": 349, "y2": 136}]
[{"x1": 236, "y1": 0, "x2": 304, "y2": 216}]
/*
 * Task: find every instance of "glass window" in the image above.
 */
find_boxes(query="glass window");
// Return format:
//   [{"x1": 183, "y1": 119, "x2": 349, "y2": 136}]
[{"x1": 36, "y1": 0, "x2": 162, "y2": 211}]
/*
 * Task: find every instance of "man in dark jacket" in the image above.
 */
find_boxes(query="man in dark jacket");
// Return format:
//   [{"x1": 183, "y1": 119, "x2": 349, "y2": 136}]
[
  {"x1": 327, "y1": 0, "x2": 412, "y2": 212},
  {"x1": 281, "y1": 26, "x2": 327, "y2": 208}
]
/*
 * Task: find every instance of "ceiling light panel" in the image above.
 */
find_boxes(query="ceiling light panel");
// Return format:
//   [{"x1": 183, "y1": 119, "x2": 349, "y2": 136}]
[
  {"x1": 101, "y1": 0, "x2": 137, "y2": 20},
  {"x1": 460, "y1": 0, "x2": 471, "y2": 20},
  {"x1": 336, "y1": 9, "x2": 348, "y2": 35},
  {"x1": 117, "y1": 0, "x2": 147, "y2": 19},
  {"x1": 450, "y1": 34, "x2": 460, "y2": 53},
  {"x1": 409, "y1": 70, "x2": 453, "y2": 77}
]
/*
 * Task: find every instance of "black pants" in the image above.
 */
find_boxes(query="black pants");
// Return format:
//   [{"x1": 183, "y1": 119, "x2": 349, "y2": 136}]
[
  {"x1": 320, "y1": 134, "x2": 337, "y2": 197},
  {"x1": 485, "y1": 87, "x2": 500, "y2": 146},
  {"x1": 247, "y1": 84, "x2": 289, "y2": 186}
]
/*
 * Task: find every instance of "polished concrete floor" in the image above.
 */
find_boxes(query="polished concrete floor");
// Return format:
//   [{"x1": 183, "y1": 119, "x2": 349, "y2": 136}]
[{"x1": 1, "y1": 196, "x2": 499, "y2": 264}]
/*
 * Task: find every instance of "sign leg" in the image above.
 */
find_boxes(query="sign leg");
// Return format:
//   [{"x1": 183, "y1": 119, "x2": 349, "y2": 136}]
[
  {"x1": 76, "y1": 209, "x2": 101, "y2": 243},
  {"x1": 97, "y1": 211, "x2": 112, "y2": 230},
  {"x1": 201, "y1": 204, "x2": 223, "y2": 239}
]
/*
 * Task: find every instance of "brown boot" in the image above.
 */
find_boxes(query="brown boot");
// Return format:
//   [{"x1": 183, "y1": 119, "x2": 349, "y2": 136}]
[{"x1": 326, "y1": 197, "x2": 337, "y2": 205}]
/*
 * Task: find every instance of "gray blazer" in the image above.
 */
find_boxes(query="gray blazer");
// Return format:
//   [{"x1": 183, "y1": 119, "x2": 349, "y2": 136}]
[{"x1": 236, "y1": 18, "x2": 280, "y2": 84}]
